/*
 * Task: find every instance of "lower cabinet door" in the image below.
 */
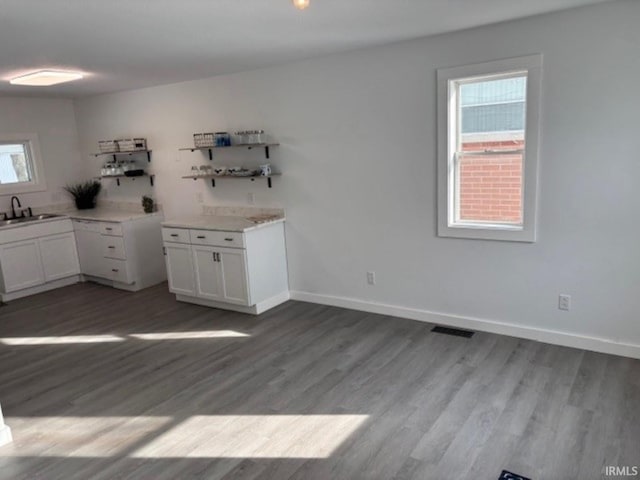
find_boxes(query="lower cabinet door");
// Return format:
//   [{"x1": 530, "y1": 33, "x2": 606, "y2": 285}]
[
  {"x1": 192, "y1": 245, "x2": 224, "y2": 301},
  {"x1": 0, "y1": 239, "x2": 45, "y2": 292},
  {"x1": 218, "y1": 247, "x2": 250, "y2": 305},
  {"x1": 164, "y1": 242, "x2": 196, "y2": 296},
  {"x1": 39, "y1": 233, "x2": 81, "y2": 282},
  {"x1": 74, "y1": 228, "x2": 105, "y2": 278}
]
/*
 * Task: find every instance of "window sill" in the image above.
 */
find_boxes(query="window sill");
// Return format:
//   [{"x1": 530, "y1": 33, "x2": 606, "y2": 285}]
[{"x1": 438, "y1": 222, "x2": 536, "y2": 242}]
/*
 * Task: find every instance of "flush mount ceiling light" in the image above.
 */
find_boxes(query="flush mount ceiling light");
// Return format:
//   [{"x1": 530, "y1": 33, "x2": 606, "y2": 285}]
[
  {"x1": 9, "y1": 70, "x2": 84, "y2": 86},
  {"x1": 292, "y1": 0, "x2": 309, "y2": 10}
]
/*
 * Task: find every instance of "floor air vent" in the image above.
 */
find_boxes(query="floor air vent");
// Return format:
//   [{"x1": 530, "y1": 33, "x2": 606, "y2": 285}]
[
  {"x1": 431, "y1": 326, "x2": 475, "y2": 338},
  {"x1": 499, "y1": 470, "x2": 531, "y2": 480}
]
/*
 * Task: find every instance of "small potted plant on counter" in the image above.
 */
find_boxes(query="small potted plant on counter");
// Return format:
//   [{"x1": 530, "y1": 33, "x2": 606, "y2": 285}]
[
  {"x1": 142, "y1": 195, "x2": 155, "y2": 213},
  {"x1": 64, "y1": 180, "x2": 102, "y2": 210}
]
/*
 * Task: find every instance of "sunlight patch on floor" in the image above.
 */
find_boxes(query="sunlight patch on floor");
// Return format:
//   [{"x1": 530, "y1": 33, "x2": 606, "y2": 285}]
[
  {"x1": 0, "y1": 331, "x2": 250, "y2": 345},
  {"x1": 129, "y1": 330, "x2": 249, "y2": 340},
  {"x1": 130, "y1": 415, "x2": 369, "y2": 459},
  {"x1": 0, "y1": 335, "x2": 125, "y2": 345},
  {"x1": 0, "y1": 416, "x2": 173, "y2": 457},
  {"x1": 0, "y1": 415, "x2": 368, "y2": 459}
]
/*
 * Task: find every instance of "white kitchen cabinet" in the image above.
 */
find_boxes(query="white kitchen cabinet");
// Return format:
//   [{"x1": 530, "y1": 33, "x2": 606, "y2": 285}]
[
  {"x1": 39, "y1": 233, "x2": 81, "y2": 282},
  {"x1": 190, "y1": 245, "x2": 249, "y2": 304},
  {"x1": 217, "y1": 247, "x2": 249, "y2": 305},
  {"x1": 0, "y1": 239, "x2": 44, "y2": 293},
  {"x1": 161, "y1": 221, "x2": 288, "y2": 315},
  {"x1": 164, "y1": 242, "x2": 196, "y2": 296},
  {"x1": 192, "y1": 245, "x2": 224, "y2": 301},
  {"x1": 72, "y1": 215, "x2": 166, "y2": 292},
  {"x1": 0, "y1": 219, "x2": 81, "y2": 301},
  {"x1": 75, "y1": 228, "x2": 104, "y2": 277}
]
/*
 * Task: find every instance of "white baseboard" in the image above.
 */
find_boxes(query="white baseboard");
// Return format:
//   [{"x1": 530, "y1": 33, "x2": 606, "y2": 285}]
[
  {"x1": 1, "y1": 275, "x2": 80, "y2": 302},
  {"x1": 175, "y1": 290, "x2": 290, "y2": 315},
  {"x1": 0, "y1": 424, "x2": 12, "y2": 447},
  {"x1": 289, "y1": 291, "x2": 640, "y2": 360}
]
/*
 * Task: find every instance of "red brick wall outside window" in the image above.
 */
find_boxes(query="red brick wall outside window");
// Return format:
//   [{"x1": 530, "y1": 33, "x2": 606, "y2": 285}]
[{"x1": 458, "y1": 138, "x2": 524, "y2": 224}]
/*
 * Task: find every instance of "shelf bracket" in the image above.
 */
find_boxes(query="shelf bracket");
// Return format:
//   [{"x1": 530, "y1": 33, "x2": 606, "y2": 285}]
[
  {"x1": 211, "y1": 178, "x2": 215, "y2": 188},
  {"x1": 116, "y1": 178, "x2": 120, "y2": 186},
  {"x1": 147, "y1": 151, "x2": 151, "y2": 162},
  {"x1": 268, "y1": 177, "x2": 272, "y2": 188},
  {"x1": 265, "y1": 146, "x2": 270, "y2": 159},
  {"x1": 150, "y1": 175, "x2": 154, "y2": 186},
  {"x1": 113, "y1": 154, "x2": 117, "y2": 162},
  {"x1": 208, "y1": 149, "x2": 213, "y2": 161}
]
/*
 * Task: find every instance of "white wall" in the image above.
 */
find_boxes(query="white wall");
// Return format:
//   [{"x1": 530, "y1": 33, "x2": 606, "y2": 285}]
[
  {"x1": 74, "y1": 0, "x2": 640, "y2": 356},
  {"x1": 0, "y1": 97, "x2": 84, "y2": 212}
]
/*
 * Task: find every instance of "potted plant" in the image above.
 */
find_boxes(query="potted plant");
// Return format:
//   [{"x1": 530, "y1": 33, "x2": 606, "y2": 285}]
[
  {"x1": 64, "y1": 180, "x2": 102, "y2": 210},
  {"x1": 142, "y1": 195, "x2": 155, "y2": 213}
]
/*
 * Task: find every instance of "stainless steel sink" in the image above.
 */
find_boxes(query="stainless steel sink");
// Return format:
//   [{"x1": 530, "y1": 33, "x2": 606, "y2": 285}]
[{"x1": 0, "y1": 213, "x2": 64, "y2": 227}]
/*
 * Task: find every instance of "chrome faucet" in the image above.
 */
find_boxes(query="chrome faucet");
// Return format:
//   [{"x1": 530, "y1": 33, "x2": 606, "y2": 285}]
[{"x1": 10, "y1": 196, "x2": 22, "y2": 219}]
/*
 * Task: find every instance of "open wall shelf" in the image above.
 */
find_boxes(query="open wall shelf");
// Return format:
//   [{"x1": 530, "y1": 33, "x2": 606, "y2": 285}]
[
  {"x1": 93, "y1": 150, "x2": 152, "y2": 162},
  {"x1": 178, "y1": 144, "x2": 278, "y2": 160},
  {"x1": 182, "y1": 174, "x2": 280, "y2": 188},
  {"x1": 100, "y1": 174, "x2": 155, "y2": 187}
]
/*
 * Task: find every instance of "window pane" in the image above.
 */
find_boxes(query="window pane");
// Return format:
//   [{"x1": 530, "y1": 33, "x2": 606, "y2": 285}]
[
  {"x1": 456, "y1": 75, "x2": 526, "y2": 225},
  {"x1": 0, "y1": 143, "x2": 33, "y2": 185},
  {"x1": 458, "y1": 151, "x2": 523, "y2": 225}
]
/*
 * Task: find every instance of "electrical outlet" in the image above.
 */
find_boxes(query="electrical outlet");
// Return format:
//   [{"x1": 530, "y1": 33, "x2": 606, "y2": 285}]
[
  {"x1": 248, "y1": 192, "x2": 255, "y2": 205},
  {"x1": 367, "y1": 271, "x2": 376, "y2": 285},
  {"x1": 558, "y1": 294, "x2": 571, "y2": 311},
  {"x1": 195, "y1": 192, "x2": 204, "y2": 204}
]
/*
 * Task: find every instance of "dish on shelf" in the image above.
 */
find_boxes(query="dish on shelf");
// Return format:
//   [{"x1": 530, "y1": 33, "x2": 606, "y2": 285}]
[
  {"x1": 212, "y1": 166, "x2": 227, "y2": 176},
  {"x1": 228, "y1": 168, "x2": 257, "y2": 177},
  {"x1": 124, "y1": 169, "x2": 145, "y2": 177}
]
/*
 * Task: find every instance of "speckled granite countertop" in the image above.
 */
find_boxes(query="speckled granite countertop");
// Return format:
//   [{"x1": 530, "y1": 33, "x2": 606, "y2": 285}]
[
  {"x1": 68, "y1": 210, "x2": 162, "y2": 222},
  {"x1": 162, "y1": 214, "x2": 284, "y2": 233}
]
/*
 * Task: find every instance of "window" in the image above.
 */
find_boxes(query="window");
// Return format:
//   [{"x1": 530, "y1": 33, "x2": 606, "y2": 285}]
[
  {"x1": 0, "y1": 134, "x2": 46, "y2": 195},
  {"x1": 437, "y1": 55, "x2": 542, "y2": 242}
]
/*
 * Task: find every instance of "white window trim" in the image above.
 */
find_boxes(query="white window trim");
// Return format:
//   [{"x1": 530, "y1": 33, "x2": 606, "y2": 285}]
[
  {"x1": 0, "y1": 133, "x2": 47, "y2": 196},
  {"x1": 437, "y1": 54, "x2": 542, "y2": 242}
]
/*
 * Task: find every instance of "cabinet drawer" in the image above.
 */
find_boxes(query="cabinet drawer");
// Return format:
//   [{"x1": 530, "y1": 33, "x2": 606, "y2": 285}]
[
  {"x1": 101, "y1": 235, "x2": 126, "y2": 260},
  {"x1": 100, "y1": 223, "x2": 123, "y2": 236},
  {"x1": 72, "y1": 219, "x2": 102, "y2": 233},
  {"x1": 190, "y1": 230, "x2": 245, "y2": 248},
  {"x1": 162, "y1": 228, "x2": 190, "y2": 244},
  {"x1": 102, "y1": 258, "x2": 132, "y2": 284}
]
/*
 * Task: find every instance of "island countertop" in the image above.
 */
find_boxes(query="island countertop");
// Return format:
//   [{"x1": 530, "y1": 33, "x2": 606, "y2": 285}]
[
  {"x1": 162, "y1": 214, "x2": 284, "y2": 233},
  {"x1": 68, "y1": 209, "x2": 162, "y2": 223}
]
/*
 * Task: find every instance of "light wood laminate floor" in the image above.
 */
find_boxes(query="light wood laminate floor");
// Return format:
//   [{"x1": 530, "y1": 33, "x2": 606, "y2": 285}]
[{"x1": 0, "y1": 283, "x2": 638, "y2": 479}]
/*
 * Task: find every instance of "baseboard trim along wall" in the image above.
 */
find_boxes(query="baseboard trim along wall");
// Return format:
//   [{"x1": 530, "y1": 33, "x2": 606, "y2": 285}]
[{"x1": 289, "y1": 291, "x2": 640, "y2": 360}]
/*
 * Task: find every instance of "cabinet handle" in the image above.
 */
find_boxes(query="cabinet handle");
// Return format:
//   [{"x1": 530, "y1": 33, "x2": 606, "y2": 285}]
[
  {"x1": 212, "y1": 252, "x2": 217, "y2": 262},
  {"x1": 112, "y1": 269, "x2": 119, "y2": 272},
  {"x1": 108, "y1": 246, "x2": 115, "y2": 249},
  {"x1": 105, "y1": 227, "x2": 113, "y2": 231},
  {"x1": 224, "y1": 238, "x2": 233, "y2": 241},
  {"x1": 197, "y1": 235, "x2": 206, "y2": 239},
  {"x1": 170, "y1": 234, "x2": 179, "y2": 237},
  {"x1": 163, "y1": 247, "x2": 166, "y2": 256}
]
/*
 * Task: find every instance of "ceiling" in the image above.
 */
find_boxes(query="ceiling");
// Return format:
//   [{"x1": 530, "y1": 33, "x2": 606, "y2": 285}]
[{"x1": 0, "y1": 0, "x2": 615, "y2": 98}]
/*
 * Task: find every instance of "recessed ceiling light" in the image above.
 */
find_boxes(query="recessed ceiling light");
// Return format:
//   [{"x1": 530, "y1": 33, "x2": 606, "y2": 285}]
[
  {"x1": 292, "y1": 0, "x2": 309, "y2": 10},
  {"x1": 9, "y1": 70, "x2": 84, "y2": 86}
]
